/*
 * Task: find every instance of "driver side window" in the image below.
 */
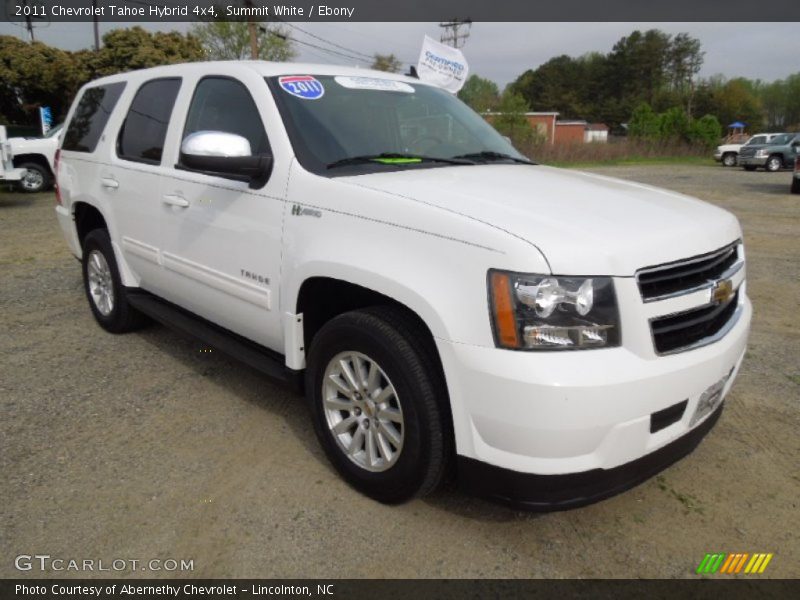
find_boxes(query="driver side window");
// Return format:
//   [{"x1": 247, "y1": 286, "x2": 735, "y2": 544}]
[{"x1": 182, "y1": 77, "x2": 270, "y2": 158}]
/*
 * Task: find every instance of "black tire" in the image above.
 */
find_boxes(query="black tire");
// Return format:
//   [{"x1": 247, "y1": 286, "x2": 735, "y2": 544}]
[
  {"x1": 792, "y1": 177, "x2": 800, "y2": 195},
  {"x1": 81, "y1": 229, "x2": 147, "y2": 333},
  {"x1": 16, "y1": 162, "x2": 51, "y2": 193},
  {"x1": 722, "y1": 153, "x2": 737, "y2": 167},
  {"x1": 765, "y1": 155, "x2": 783, "y2": 172},
  {"x1": 743, "y1": 165, "x2": 757, "y2": 171},
  {"x1": 305, "y1": 306, "x2": 450, "y2": 504}
]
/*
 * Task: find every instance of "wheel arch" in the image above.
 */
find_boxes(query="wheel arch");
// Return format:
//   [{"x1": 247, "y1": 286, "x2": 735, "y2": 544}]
[{"x1": 12, "y1": 153, "x2": 53, "y2": 175}]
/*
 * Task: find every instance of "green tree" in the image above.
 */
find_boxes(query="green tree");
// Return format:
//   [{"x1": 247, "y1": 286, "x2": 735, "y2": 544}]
[
  {"x1": 0, "y1": 36, "x2": 85, "y2": 123},
  {"x1": 81, "y1": 27, "x2": 205, "y2": 79},
  {"x1": 658, "y1": 106, "x2": 690, "y2": 142},
  {"x1": 191, "y1": 21, "x2": 294, "y2": 61},
  {"x1": 687, "y1": 114, "x2": 723, "y2": 148},
  {"x1": 371, "y1": 54, "x2": 402, "y2": 73},
  {"x1": 458, "y1": 74, "x2": 500, "y2": 112},
  {"x1": 627, "y1": 103, "x2": 660, "y2": 140},
  {"x1": 492, "y1": 91, "x2": 535, "y2": 147}
]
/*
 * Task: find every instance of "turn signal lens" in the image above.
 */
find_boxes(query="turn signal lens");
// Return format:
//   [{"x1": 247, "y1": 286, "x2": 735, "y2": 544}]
[{"x1": 490, "y1": 271, "x2": 520, "y2": 348}]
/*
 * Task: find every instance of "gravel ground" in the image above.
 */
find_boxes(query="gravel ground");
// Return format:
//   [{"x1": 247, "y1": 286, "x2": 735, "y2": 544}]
[{"x1": 1, "y1": 163, "x2": 798, "y2": 579}]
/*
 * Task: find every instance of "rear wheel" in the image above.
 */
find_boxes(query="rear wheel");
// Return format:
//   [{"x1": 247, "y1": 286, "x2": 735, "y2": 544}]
[
  {"x1": 81, "y1": 229, "x2": 146, "y2": 333},
  {"x1": 722, "y1": 153, "x2": 737, "y2": 167},
  {"x1": 765, "y1": 155, "x2": 783, "y2": 172},
  {"x1": 306, "y1": 307, "x2": 449, "y2": 503}
]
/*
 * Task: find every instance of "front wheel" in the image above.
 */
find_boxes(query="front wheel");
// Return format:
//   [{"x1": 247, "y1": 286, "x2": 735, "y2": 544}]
[
  {"x1": 17, "y1": 162, "x2": 51, "y2": 193},
  {"x1": 765, "y1": 155, "x2": 783, "y2": 172},
  {"x1": 305, "y1": 307, "x2": 449, "y2": 504},
  {"x1": 81, "y1": 229, "x2": 147, "y2": 333},
  {"x1": 722, "y1": 153, "x2": 737, "y2": 167}
]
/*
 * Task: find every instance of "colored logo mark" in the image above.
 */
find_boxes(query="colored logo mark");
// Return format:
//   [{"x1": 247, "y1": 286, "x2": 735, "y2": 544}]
[{"x1": 696, "y1": 553, "x2": 773, "y2": 575}]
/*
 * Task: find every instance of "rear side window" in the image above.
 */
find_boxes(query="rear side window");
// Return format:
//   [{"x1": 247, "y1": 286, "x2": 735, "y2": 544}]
[
  {"x1": 62, "y1": 82, "x2": 126, "y2": 153},
  {"x1": 182, "y1": 77, "x2": 269, "y2": 155},
  {"x1": 117, "y1": 78, "x2": 181, "y2": 164}
]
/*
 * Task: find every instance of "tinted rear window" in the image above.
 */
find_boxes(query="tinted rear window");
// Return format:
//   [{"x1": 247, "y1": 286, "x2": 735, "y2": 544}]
[
  {"x1": 117, "y1": 78, "x2": 181, "y2": 164},
  {"x1": 63, "y1": 82, "x2": 126, "y2": 153}
]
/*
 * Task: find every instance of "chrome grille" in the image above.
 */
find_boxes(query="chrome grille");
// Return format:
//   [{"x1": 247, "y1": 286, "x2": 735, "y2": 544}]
[
  {"x1": 636, "y1": 242, "x2": 741, "y2": 302},
  {"x1": 650, "y1": 292, "x2": 740, "y2": 355}
]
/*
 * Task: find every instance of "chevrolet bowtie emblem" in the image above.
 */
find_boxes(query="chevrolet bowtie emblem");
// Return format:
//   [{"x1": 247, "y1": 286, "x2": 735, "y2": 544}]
[{"x1": 712, "y1": 279, "x2": 734, "y2": 304}]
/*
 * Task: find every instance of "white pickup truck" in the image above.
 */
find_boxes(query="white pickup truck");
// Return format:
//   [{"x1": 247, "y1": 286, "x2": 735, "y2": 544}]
[
  {"x1": 0, "y1": 125, "x2": 27, "y2": 185},
  {"x1": 7, "y1": 124, "x2": 62, "y2": 192},
  {"x1": 54, "y1": 62, "x2": 751, "y2": 509}
]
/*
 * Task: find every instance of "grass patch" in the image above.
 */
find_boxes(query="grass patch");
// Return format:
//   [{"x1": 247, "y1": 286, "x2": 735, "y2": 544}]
[
  {"x1": 545, "y1": 155, "x2": 713, "y2": 169},
  {"x1": 655, "y1": 475, "x2": 705, "y2": 515}
]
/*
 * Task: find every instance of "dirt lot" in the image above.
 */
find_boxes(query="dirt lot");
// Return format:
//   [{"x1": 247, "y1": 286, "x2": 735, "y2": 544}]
[{"x1": 1, "y1": 164, "x2": 798, "y2": 579}]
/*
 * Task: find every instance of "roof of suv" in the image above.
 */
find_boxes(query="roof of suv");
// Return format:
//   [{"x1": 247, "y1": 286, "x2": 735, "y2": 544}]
[{"x1": 81, "y1": 61, "x2": 426, "y2": 88}]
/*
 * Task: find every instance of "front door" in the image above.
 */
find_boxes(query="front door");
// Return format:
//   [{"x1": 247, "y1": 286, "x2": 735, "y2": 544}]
[{"x1": 156, "y1": 75, "x2": 287, "y2": 351}]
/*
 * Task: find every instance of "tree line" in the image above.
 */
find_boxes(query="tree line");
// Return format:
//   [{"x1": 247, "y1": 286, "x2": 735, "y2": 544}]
[
  {"x1": 459, "y1": 29, "x2": 800, "y2": 146},
  {"x1": 0, "y1": 24, "x2": 294, "y2": 126}
]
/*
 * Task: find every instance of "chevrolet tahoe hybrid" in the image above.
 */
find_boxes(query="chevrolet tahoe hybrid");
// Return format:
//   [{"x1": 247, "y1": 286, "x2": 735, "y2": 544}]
[{"x1": 54, "y1": 63, "x2": 751, "y2": 509}]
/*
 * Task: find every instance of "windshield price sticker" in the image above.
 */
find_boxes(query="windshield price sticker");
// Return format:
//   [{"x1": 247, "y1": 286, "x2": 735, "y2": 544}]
[
  {"x1": 279, "y1": 76, "x2": 325, "y2": 100},
  {"x1": 335, "y1": 76, "x2": 415, "y2": 93}
]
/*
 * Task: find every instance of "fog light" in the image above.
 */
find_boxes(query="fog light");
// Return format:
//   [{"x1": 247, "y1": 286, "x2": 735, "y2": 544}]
[{"x1": 523, "y1": 324, "x2": 610, "y2": 348}]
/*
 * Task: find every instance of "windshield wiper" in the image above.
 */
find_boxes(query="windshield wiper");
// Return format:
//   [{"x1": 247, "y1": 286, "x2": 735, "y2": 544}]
[
  {"x1": 327, "y1": 153, "x2": 473, "y2": 169},
  {"x1": 451, "y1": 151, "x2": 534, "y2": 165}
]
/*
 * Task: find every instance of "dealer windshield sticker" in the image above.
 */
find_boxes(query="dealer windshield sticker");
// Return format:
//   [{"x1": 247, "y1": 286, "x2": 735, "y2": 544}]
[
  {"x1": 279, "y1": 76, "x2": 325, "y2": 100},
  {"x1": 334, "y1": 76, "x2": 415, "y2": 93}
]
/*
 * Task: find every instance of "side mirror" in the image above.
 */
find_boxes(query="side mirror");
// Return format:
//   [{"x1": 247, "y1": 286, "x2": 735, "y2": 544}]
[{"x1": 179, "y1": 131, "x2": 272, "y2": 188}]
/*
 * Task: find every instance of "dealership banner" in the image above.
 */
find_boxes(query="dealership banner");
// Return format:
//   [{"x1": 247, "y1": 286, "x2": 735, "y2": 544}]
[
  {"x1": 3, "y1": 0, "x2": 800, "y2": 22},
  {"x1": 2, "y1": 579, "x2": 799, "y2": 599},
  {"x1": 416, "y1": 36, "x2": 468, "y2": 93}
]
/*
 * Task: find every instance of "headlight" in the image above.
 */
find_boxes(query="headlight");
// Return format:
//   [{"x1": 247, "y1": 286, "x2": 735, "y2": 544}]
[
  {"x1": 755, "y1": 149, "x2": 769, "y2": 157},
  {"x1": 488, "y1": 270, "x2": 621, "y2": 350}
]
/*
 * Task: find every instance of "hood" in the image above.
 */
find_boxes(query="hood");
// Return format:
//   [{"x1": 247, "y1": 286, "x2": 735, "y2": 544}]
[
  {"x1": 716, "y1": 143, "x2": 742, "y2": 152},
  {"x1": 338, "y1": 164, "x2": 740, "y2": 276}
]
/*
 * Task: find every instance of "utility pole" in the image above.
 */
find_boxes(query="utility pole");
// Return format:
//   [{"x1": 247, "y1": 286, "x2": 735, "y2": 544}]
[
  {"x1": 92, "y1": 0, "x2": 100, "y2": 51},
  {"x1": 22, "y1": 0, "x2": 35, "y2": 42},
  {"x1": 244, "y1": 0, "x2": 258, "y2": 59},
  {"x1": 438, "y1": 19, "x2": 471, "y2": 48}
]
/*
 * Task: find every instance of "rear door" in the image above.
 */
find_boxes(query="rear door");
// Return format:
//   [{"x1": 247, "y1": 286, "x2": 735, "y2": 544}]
[
  {"x1": 156, "y1": 74, "x2": 287, "y2": 351},
  {"x1": 108, "y1": 77, "x2": 182, "y2": 290}
]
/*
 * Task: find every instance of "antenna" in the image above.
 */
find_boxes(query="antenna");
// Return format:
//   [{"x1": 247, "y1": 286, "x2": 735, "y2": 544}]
[{"x1": 438, "y1": 19, "x2": 472, "y2": 48}]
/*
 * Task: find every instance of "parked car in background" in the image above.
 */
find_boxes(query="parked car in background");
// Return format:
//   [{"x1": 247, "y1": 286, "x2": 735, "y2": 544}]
[
  {"x1": 738, "y1": 132, "x2": 800, "y2": 172},
  {"x1": 714, "y1": 133, "x2": 784, "y2": 167},
  {"x1": 792, "y1": 155, "x2": 800, "y2": 194},
  {"x1": 8, "y1": 123, "x2": 63, "y2": 193}
]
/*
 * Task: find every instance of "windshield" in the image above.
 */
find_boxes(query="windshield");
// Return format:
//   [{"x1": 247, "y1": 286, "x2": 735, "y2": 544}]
[
  {"x1": 267, "y1": 75, "x2": 527, "y2": 175},
  {"x1": 746, "y1": 136, "x2": 765, "y2": 145},
  {"x1": 45, "y1": 123, "x2": 63, "y2": 138}
]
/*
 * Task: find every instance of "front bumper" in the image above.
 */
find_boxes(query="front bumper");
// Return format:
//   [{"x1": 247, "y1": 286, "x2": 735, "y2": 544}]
[
  {"x1": 436, "y1": 287, "x2": 751, "y2": 509},
  {"x1": 738, "y1": 156, "x2": 767, "y2": 167},
  {"x1": 458, "y1": 403, "x2": 724, "y2": 511}
]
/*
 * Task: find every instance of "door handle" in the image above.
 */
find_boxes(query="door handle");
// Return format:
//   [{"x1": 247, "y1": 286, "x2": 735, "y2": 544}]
[
  {"x1": 100, "y1": 177, "x2": 119, "y2": 189},
  {"x1": 162, "y1": 194, "x2": 189, "y2": 208}
]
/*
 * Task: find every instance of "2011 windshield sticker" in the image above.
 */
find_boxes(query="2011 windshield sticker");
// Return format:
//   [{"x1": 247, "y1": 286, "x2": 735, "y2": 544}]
[{"x1": 279, "y1": 76, "x2": 324, "y2": 100}]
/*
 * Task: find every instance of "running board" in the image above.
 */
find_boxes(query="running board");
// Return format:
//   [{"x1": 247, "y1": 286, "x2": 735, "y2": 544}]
[{"x1": 127, "y1": 291, "x2": 302, "y2": 391}]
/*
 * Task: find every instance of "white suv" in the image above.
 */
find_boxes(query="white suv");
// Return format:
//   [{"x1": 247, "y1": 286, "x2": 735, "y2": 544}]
[{"x1": 55, "y1": 62, "x2": 751, "y2": 509}]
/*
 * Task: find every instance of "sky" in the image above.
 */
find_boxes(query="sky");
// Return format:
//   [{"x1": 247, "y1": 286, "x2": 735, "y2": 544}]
[{"x1": 1, "y1": 21, "x2": 798, "y2": 88}]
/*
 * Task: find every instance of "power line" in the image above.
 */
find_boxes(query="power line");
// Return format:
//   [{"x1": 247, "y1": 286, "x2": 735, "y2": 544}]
[
  {"x1": 270, "y1": 31, "x2": 371, "y2": 65},
  {"x1": 274, "y1": 19, "x2": 375, "y2": 61}
]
